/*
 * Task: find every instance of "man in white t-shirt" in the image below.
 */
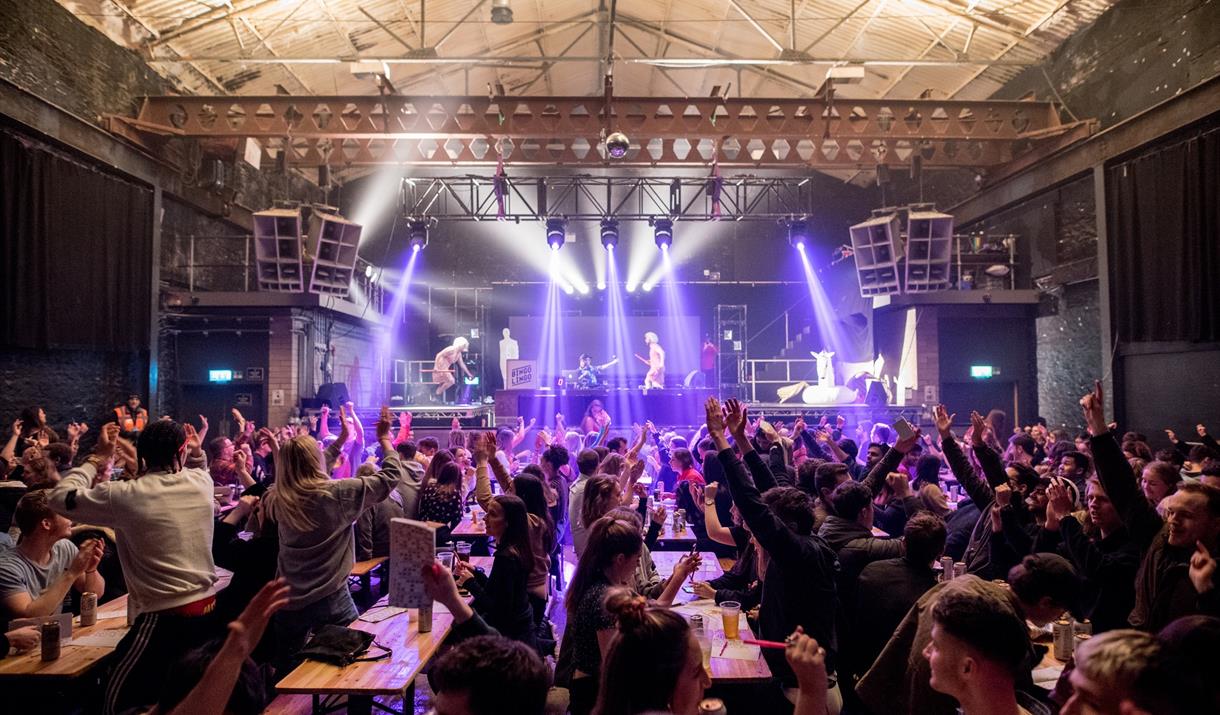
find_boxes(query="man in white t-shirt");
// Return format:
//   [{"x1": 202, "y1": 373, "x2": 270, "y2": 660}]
[{"x1": 0, "y1": 489, "x2": 104, "y2": 623}]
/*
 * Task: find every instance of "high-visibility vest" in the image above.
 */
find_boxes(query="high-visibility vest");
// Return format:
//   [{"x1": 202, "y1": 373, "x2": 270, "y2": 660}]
[{"x1": 115, "y1": 406, "x2": 148, "y2": 432}]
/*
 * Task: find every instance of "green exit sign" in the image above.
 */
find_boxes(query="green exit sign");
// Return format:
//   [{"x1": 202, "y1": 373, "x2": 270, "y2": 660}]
[{"x1": 970, "y1": 365, "x2": 995, "y2": 379}]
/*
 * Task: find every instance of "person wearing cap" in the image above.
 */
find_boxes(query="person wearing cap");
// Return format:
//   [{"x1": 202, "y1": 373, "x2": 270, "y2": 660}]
[
  {"x1": 113, "y1": 394, "x2": 148, "y2": 434},
  {"x1": 857, "y1": 553, "x2": 1080, "y2": 715}
]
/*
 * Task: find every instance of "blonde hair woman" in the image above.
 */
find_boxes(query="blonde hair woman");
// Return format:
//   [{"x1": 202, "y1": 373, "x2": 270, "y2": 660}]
[{"x1": 267, "y1": 407, "x2": 405, "y2": 675}]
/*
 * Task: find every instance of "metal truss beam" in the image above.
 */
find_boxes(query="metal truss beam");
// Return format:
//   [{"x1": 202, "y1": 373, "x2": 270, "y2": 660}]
[
  {"x1": 109, "y1": 94, "x2": 1076, "y2": 168},
  {"x1": 399, "y1": 175, "x2": 832, "y2": 221}
]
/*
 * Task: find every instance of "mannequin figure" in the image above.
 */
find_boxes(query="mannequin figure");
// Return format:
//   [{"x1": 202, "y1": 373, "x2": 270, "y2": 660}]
[{"x1": 499, "y1": 328, "x2": 519, "y2": 387}]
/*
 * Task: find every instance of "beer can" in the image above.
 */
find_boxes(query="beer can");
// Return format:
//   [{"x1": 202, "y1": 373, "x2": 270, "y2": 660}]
[
  {"x1": 40, "y1": 621, "x2": 61, "y2": 661},
  {"x1": 1074, "y1": 632, "x2": 1091, "y2": 653},
  {"x1": 417, "y1": 604, "x2": 433, "y2": 634},
  {"x1": 1053, "y1": 618, "x2": 1074, "y2": 661},
  {"x1": 690, "y1": 614, "x2": 705, "y2": 633},
  {"x1": 80, "y1": 591, "x2": 98, "y2": 627},
  {"x1": 940, "y1": 556, "x2": 955, "y2": 581},
  {"x1": 953, "y1": 561, "x2": 967, "y2": 579},
  {"x1": 1073, "y1": 619, "x2": 1092, "y2": 637},
  {"x1": 698, "y1": 698, "x2": 728, "y2": 715}
]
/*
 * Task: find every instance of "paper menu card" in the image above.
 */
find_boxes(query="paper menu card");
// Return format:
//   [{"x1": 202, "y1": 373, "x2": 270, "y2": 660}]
[
  {"x1": 389, "y1": 518, "x2": 437, "y2": 608},
  {"x1": 711, "y1": 637, "x2": 760, "y2": 661}
]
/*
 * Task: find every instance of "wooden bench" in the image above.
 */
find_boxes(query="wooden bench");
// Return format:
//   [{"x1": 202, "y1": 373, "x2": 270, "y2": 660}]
[
  {"x1": 262, "y1": 694, "x2": 316, "y2": 715},
  {"x1": 348, "y1": 557, "x2": 389, "y2": 598}
]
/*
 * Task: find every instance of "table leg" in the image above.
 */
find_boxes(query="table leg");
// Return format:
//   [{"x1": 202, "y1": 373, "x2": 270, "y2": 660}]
[{"x1": 346, "y1": 695, "x2": 373, "y2": 715}]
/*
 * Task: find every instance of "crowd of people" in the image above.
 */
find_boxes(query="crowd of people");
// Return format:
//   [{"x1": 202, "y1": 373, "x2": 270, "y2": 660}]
[{"x1": 0, "y1": 381, "x2": 1218, "y2": 715}]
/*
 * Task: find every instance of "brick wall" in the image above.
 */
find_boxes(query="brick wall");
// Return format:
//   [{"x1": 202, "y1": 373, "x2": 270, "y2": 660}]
[{"x1": 0, "y1": 347, "x2": 146, "y2": 448}]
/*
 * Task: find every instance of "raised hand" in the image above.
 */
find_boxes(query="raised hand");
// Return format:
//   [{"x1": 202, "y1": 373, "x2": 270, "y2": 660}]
[
  {"x1": 933, "y1": 404, "x2": 956, "y2": 439},
  {"x1": 10, "y1": 418, "x2": 22, "y2": 436},
  {"x1": 704, "y1": 482, "x2": 718, "y2": 502},
  {"x1": 1190, "y1": 541, "x2": 1216, "y2": 595},
  {"x1": 115, "y1": 436, "x2": 138, "y2": 474},
  {"x1": 197, "y1": 415, "x2": 209, "y2": 440},
  {"x1": 1079, "y1": 380, "x2": 1107, "y2": 436},
  {"x1": 1044, "y1": 480, "x2": 1074, "y2": 528},
  {"x1": 650, "y1": 502, "x2": 667, "y2": 526},
  {"x1": 398, "y1": 411, "x2": 409, "y2": 428},
  {"x1": 724, "y1": 398, "x2": 748, "y2": 437},
  {"x1": 969, "y1": 411, "x2": 987, "y2": 447},
  {"x1": 95, "y1": 422, "x2": 121, "y2": 459},
  {"x1": 704, "y1": 397, "x2": 726, "y2": 436},
  {"x1": 233, "y1": 449, "x2": 249, "y2": 473},
  {"x1": 994, "y1": 483, "x2": 1012, "y2": 507},
  {"x1": 1165, "y1": 428, "x2": 1178, "y2": 443},
  {"x1": 886, "y1": 472, "x2": 913, "y2": 498},
  {"x1": 183, "y1": 422, "x2": 201, "y2": 452},
  {"x1": 71, "y1": 538, "x2": 104, "y2": 576},
  {"x1": 421, "y1": 562, "x2": 465, "y2": 613},
  {"x1": 376, "y1": 406, "x2": 393, "y2": 442}
]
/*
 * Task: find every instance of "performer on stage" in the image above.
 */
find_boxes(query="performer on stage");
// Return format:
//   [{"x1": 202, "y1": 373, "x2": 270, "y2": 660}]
[
  {"x1": 433, "y1": 337, "x2": 473, "y2": 399},
  {"x1": 635, "y1": 331, "x2": 666, "y2": 390},
  {"x1": 575, "y1": 353, "x2": 618, "y2": 389}
]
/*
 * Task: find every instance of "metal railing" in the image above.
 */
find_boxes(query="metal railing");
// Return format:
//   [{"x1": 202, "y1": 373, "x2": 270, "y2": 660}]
[{"x1": 744, "y1": 358, "x2": 822, "y2": 403}]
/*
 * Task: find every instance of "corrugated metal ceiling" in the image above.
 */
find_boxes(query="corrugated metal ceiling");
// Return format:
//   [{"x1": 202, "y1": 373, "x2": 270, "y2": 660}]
[{"x1": 59, "y1": 0, "x2": 1116, "y2": 101}]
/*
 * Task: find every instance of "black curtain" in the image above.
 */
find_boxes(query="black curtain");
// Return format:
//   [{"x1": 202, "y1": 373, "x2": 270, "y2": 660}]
[
  {"x1": 0, "y1": 130, "x2": 153, "y2": 350},
  {"x1": 1107, "y1": 122, "x2": 1220, "y2": 343}
]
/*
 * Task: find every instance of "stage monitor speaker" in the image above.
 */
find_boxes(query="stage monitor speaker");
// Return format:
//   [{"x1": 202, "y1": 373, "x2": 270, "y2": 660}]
[
  {"x1": 904, "y1": 210, "x2": 954, "y2": 293},
  {"x1": 305, "y1": 211, "x2": 363, "y2": 297},
  {"x1": 848, "y1": 214, "x2": 902, "y2": 297},
  {"x1": 864, "y1": 379, "x2": 891, "y2": 406},
  {"x1": 253, "y1": 209, "x2": 305, "y2": 292},
  {"x1": 316, "y1": 382, "x2": 350, "y2": 408}
]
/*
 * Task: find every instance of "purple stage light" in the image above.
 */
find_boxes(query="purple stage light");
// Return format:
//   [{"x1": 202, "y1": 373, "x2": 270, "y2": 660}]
[
  {"x1": 796, "y1": 239, "x2": 846, "y2": 358},
  {"x1": 376, "y1": 244, "x2": 421, "y2": 397}
]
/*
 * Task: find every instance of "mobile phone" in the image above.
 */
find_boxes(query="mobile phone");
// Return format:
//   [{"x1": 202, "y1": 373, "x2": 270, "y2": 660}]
[
  {"x1": 681, "y1": 584, "x2": 695, "y2": 594},
  {"x1": 894, "y1": 418, "x2": 916, "y2": 441}
]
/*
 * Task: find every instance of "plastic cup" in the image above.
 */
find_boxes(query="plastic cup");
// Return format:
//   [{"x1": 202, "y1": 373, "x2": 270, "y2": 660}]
[
  {"x1": 720, "y1": 601, "x2": 741, "y2": 640},
  {"x1": 455, "y1": 541, "x2": 472, "y2": 563},
  {"x1": 436, "y1": 551, "x2": 455, "y2": 571}
]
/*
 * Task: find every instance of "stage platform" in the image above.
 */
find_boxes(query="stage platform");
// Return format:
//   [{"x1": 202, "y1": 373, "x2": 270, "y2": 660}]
[
  {"x1": 492, "y1": 389, "x2": 926, "y2": 431},
  {"x1": 388, "y1": 403, "x2": 497, "y2": 428}
]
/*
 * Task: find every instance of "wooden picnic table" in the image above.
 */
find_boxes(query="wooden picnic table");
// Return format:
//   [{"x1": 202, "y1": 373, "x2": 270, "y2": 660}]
[
  {"x1": 0, "y1": 567, "x2": 233, "y2": 680},
  {"x1": 450, "y1": 512, "x2": 487, "y2": 539},
  {"x1": 275, "y1": 557, "x2": 493, "y2": 715},
  {"x1": 651, "y1": 551, "x2": 773, "y2": 683},
  {"x1": 653, "y1": 515, "x2": 699, "y2": 551}
]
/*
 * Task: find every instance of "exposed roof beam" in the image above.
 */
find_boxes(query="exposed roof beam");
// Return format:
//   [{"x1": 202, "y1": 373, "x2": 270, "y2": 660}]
[
  {"x1": 800, "y1": 0, "x2": 871, "y2": 54},
  {"x1": 617, "y1": 25, "x2": 688, "y2": 96},
  {"x1": 905, "y1": 0, "x2": 1056, "y2": 54},
  {"x1": 313, "y1": 0, "x2": 363, "y2": 55},
  {"x1": 727, "y1": 0, "x2": 785, "y2": 53},
  {"x1": 516, "y1": 24, "x2": 596, "y2": 94},
  {"x1": 358, "y1": 6, "x2": 415, "y2": 52},
  {"x1": 433, "y1": 0, "x2": 489, "y2": 51},
  {"x1": 107, "y1": 0, "x2": 228, "y2": 94},
  {"x1": 151, "y1": 0, "x2": 281, "y2": 48},
  {"x1": 238, "y1": 16, "x2": 316, "y2": 93},
  {"x1": 616, "y1": 15, "x2": 822, "y2": 96},
  {"x1": 879, "y1": 18, "x2": 960, "y2": 97}
]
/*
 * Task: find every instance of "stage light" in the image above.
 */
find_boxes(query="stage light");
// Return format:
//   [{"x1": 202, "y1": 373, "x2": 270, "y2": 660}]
[
  {"x1": 597, "y1": 281, "x2": 607, "y2": 290},
  {"x1": 407, "y1": 218, "x2": 429, "y2": 251},
  {"x1": 490, "y1": 0, "x2": 513, "y2": 24},
  {"x1": 642, "y1": 281, "x2": 655, "y2": 292},
  {"x1": 600, "y1": 218, "x2": 620, "y2": 249},
  {"x1": 625, "y1": 282, "x2": 637, "y2": 293},
  {"x1": 364, "y1": 264, "x2": 374, "y2": 278},
  {"x1": 653, "y1": 218, "x2": 673, "y2": 249},
  {"x1": 788, "y1": 219, "x2": 810, "y2": 248},
  {"x1": 546, "y1": 217, "x2": 567, "y2": 250},
  {"x1": 577, "y1": 283, "x2": 590, "y2": 295}
]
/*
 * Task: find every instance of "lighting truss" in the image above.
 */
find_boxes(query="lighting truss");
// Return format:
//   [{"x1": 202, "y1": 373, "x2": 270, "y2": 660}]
[
  {"x1": 398, "y1": 175, "x2": 823, "y2": 222},
  {"x1": 105, "y1": 95, "x2": 1089, "y2": 170}
]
